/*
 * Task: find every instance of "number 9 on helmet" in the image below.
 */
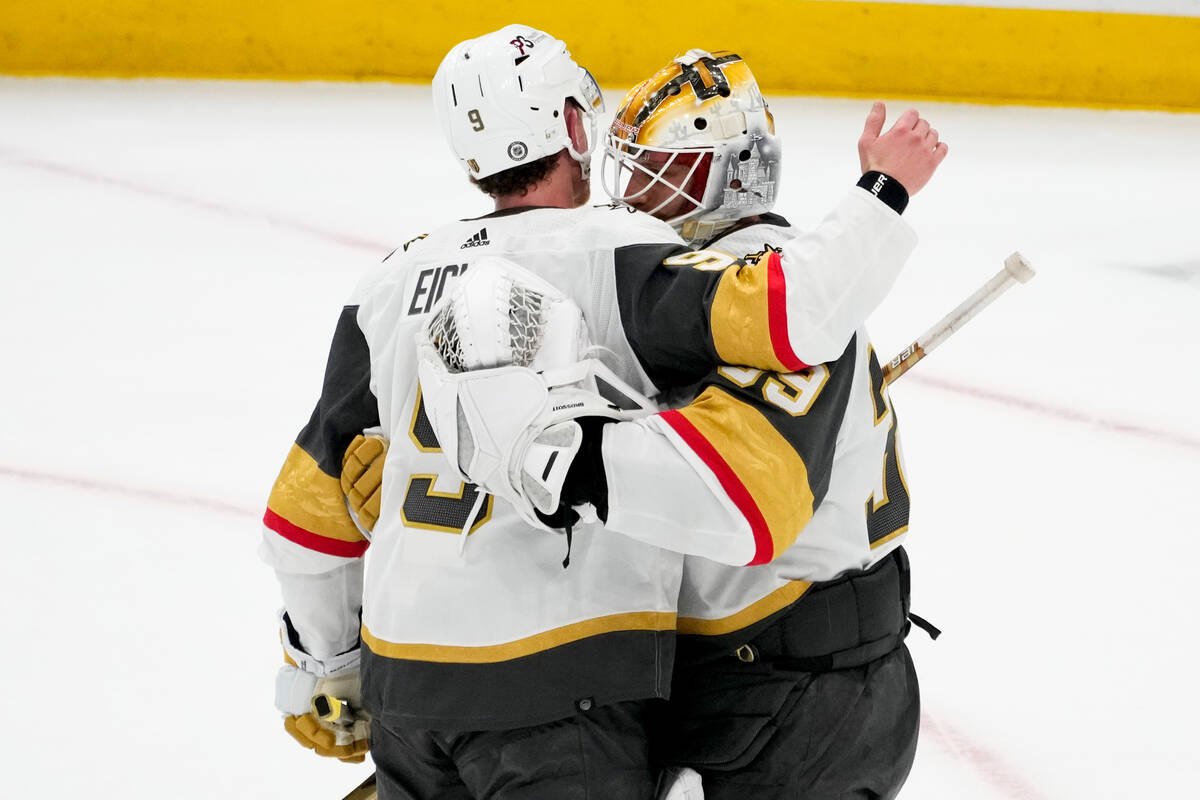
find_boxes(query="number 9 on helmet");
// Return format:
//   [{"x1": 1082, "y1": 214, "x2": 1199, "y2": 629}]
[{"x1": 432, "y1": 25, "x2": 605, "y2": 181}]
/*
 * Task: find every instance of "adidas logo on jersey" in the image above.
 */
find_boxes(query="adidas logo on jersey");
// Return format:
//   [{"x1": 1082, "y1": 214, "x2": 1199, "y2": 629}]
[{"x1": 460, "y1": 228, "x2": 490, "y2": 249}]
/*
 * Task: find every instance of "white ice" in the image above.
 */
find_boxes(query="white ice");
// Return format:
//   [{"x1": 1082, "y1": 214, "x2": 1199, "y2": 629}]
[{"x1": 1, "y1": 78, "x2": 1196, "y2": 799}]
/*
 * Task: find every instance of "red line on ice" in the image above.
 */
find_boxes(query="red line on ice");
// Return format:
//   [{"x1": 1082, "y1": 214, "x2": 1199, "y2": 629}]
[
  {"x1": 0, "y1": 465, "x2": 258, "y2": 518},
  {"x1": 0, "y1": 146, "x2": 392, "y2": 255},
  {"x1": 908, "y1": 373, "x2": 1200, "y2": 454},
  {"x1": 921, "y1": 711, "x2": 1052, "y2": 799}
]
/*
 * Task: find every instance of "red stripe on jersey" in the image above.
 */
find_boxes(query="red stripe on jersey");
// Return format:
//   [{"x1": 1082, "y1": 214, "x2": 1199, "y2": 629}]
[
  {"x1": 659, "y1": 409, "x2": 774, "y2": 565},
  {"x1": 263, "y1": 508, "x2": 369, "y2": 558},
  {"x1": 766, "y1": 252, "x2": 810, "y2": 372}
]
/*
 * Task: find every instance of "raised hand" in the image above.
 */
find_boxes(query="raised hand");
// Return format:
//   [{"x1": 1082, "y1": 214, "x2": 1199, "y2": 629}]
[{"x1": 858, "y1": 101, "x2": 948, "y2": 196}]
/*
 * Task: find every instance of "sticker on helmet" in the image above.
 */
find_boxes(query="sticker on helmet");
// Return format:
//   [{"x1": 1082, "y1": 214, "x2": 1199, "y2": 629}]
[
  {"x1": 510, "y1": 35, "x2": 535, "y2": 56},
  {"x1": 634, "y1": 54, "x2": 741, "y2": 127},
  {"x1": 508, "y1": 142, "x2": 529, "y2": 161},
  {"x1": 611, "y1": 119, "x2": 641, "y2": 141}
]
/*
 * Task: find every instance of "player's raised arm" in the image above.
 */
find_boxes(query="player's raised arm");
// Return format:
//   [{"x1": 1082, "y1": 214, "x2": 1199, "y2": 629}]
[{"x1": 612, "y1": 102, "x2": 946, "y2": 385}]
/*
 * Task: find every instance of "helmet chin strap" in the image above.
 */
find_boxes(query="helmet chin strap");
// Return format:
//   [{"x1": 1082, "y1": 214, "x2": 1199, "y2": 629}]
[{"x1": 567, "y1": 108, "x2": 601, "y2": 182}]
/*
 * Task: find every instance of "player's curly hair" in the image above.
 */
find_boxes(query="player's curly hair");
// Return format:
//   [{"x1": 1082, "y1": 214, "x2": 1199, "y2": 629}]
[{"x1": 472, "y1": 153, "x2": 560, "y2": 198}]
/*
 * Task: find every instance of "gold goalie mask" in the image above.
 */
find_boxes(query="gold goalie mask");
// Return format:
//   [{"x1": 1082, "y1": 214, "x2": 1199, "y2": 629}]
[{"x1": 602, "y1": 49, "x2": 781, "y2": 243}]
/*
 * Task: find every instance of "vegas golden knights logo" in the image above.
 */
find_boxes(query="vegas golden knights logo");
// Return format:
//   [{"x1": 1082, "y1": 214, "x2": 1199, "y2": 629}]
[{"x1": 634, "y1": 54, "x2": 742, "y2": 127}]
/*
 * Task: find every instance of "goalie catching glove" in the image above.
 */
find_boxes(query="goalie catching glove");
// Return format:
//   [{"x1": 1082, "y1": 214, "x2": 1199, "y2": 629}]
[
  {"x1": 274, "y1": 611, "x2": 370, "y2": 763},
  {"x1": 416, "y1": 256, "x2": 655, "y2": 531}
]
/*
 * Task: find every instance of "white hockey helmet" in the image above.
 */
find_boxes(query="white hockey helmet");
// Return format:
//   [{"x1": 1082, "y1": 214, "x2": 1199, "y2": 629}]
[
  {"x1": 601, "y1": 49, "x2": 781, "y2": 243},
  {"x1": 432, "y1": 25, "x2": 605, "y2": 181}
]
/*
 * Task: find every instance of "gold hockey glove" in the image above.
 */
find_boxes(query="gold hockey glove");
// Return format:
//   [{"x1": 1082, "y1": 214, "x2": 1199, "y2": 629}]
[
  {"x1": 275, "y1": 611, "x2": 370, "y2": 763},
  {"x1": 341, "y1": 433, "x2": 387, "y2": 534}
]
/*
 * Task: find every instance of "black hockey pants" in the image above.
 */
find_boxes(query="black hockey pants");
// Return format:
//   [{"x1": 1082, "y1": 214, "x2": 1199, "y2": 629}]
[
  {"x1": 659, "y1": 547, "x2": 920, "y2": 800},
  {"x1": 370, "y1": 699, "x2": 657, "y2": 800}
]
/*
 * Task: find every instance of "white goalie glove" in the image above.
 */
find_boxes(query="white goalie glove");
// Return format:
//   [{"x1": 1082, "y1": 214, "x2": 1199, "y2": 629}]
[{"x1": 416, "y1": 256, "x2": 655, "y2": 531}]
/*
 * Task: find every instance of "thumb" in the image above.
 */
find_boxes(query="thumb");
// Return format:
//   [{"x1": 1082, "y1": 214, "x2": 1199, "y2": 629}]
[{"x1": 861, "y1": 101, "x2": 886, "y2": 142}]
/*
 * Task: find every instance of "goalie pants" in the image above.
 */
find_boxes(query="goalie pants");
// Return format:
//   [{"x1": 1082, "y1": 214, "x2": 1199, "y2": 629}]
[
  {"x1": 660, "y1": 547, "x2": 919, "y2": 800},
  {"x1": 370, "y1": 699, "x2": 657, "y2": 800}
]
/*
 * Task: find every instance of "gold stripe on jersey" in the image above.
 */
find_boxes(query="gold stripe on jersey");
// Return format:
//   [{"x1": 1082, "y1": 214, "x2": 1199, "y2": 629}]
[
  {"x1": 677, "y1": 579, "x2": 813, "y2": 636},
  {"x1": 361, "y1": 611, "x2": 677, "y2": 664},
  {"x1": 676, "y1": 385, "x2": 815, "y2": 563},
  {"x1": 709, "y1": 252, "x2": 805, "y2": 372},
  {"x1": 710, "y1": 257, "x2": 774, "y2": 367},
  {"x1": 408, "y1": 387, "x2": 440, "y2": 453},
  {"x1": 266, "y1": 443, "x2": 366, "y2": 545},
  {"x1": 870, "y1": 525, "x2": 909, "y2": 550}
]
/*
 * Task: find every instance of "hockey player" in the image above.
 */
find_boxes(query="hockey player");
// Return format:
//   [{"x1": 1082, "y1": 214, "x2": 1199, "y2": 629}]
[
  {"x1": 592, "y1": 51, "x2": 935, "y2": 797},
  {"x1": 415, "y1": 50, "x2": 939, "y2": 798},
  {"x1": 264, "y1": 26, "x2": 943, "y2": 799},
  {"x1": 596, "y1": 51, "x2": 931, "y2": 799}
]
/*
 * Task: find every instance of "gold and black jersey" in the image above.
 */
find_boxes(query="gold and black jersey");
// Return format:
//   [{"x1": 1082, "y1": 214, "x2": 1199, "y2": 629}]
[
  {"x1": 614, "y1": 244, "x2": 811, "y2": 390},
  {"x1": 669, "y1": 219, "x2": 912, "y2": 639}
]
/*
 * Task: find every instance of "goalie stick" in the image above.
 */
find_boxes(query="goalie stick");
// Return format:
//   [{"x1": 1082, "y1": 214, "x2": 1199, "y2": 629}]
[
  {"x1": 335, "y1": 252, "x2": 1035, "y2": 800},
  {"x1": 883, "y1": 251, "x2": 1035, "y2": 386}
]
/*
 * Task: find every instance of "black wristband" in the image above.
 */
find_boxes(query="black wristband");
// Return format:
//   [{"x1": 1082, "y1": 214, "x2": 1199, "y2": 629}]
[{"x1": 857, "y1": 171, "x2": 909, "y2": 215}]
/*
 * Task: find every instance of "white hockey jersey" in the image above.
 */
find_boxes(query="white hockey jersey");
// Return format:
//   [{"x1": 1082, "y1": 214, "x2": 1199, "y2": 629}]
[
  {"x1": 605, "y1": 216, "x2": 911, "y2": 639},
  {"x1": 260, "y1": 189, "x2": 915, "y2": 729}
]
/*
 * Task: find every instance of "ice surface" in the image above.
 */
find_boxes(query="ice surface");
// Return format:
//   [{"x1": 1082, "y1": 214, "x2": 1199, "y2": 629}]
[{"x1": 1, "y1": 77, "x2": 1196, "y2": 799}]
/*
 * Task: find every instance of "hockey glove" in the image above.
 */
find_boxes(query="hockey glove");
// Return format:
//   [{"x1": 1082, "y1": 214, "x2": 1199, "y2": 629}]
[
  {"x1": 416, "y1": 256, "x2": 655, "y2": 531},
  {"x1": 274, "y1": 611, "x2": 370, "y2": 763},
  {"x1": 341, "y1": 432, "x2": 387, "y2": 536}
]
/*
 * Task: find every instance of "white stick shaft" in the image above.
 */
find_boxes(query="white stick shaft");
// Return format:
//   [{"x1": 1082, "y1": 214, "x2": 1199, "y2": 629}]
[
  {"x1": 917, "y1": 258, "x2": 1026, "y2": 352},
  {"x1": 884, "y1": 252, "x2": 1034, "y2": 385}
]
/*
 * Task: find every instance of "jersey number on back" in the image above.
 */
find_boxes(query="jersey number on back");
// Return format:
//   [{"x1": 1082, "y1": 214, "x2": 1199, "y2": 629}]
[{"x1": 403, "y1": 389, "x2": 493, "y2": 534}]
